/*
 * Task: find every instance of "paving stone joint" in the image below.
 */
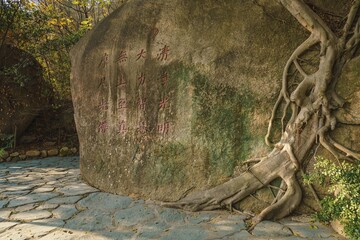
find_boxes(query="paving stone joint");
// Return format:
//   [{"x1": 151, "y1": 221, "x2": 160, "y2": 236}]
[{"x1": 0, "y1": 157, "x2": 347, "y2": 239}]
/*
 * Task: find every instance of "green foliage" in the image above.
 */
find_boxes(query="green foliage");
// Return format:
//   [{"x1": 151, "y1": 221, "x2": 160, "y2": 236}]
[
  {"x1": 0, "y1": 134, "x2": 14, "y2": 149},
  {"x1": 310, "y1": 156, "x2": 360, "y2": 239},
  {"x1": 0, "y1": 61, "x2": 30, "y2": 87},
  {"x1": 0, "y1": 0, "x2": 125, "y2": 104},
  {"x1": 0, "y1": 148, "x2": 5, "y2": 158}
]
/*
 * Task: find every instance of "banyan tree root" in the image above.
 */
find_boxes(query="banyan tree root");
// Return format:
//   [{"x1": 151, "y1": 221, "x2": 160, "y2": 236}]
[{"x1": 161, "y1": 0, "x2": 360, "y2": 226}]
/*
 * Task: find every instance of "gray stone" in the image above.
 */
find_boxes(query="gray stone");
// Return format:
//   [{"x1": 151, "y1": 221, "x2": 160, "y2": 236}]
[
  {"x1": 252, "y1": 221, "x2": 293, "y2": 237},
  {"x1": 15, "y1": 203, "x2": 37, "y2": 212},
  {"x1": 0, "y1": 200, "x2": 8, "y2": 208},
  {"x1": 5, "y1": 184, "x2": 34, "y2": 191},
  {"x1": 48, "y1": 195, "x2": 83, "y2": 204},
  {"x1": 77, "y1": 192, "x2": 133, "y2": 211},
  {"x1": 41, "y1": 230, "x2": 134, "y2": 240},
  {"x1": 52, "y1": 204, "x2": 78, "y2": 220},
  {"x1": 226, "y1": 230, "x2": 252, "y2": 239},
  {"x1": 36, "y1": 203, "x2": 59, "y2": 210},
  {"x1": 8, "y1": 192, "x2": 59, "y2": 207},
  {"x1": 157, "y1": 207, "x2": 186, "y2": 224},
  {"x1": 160, "y1": 225, "x2": 209, "y2": 240},
  {"x1": 186, "y1": 212, "x2": 217, "y2": 224},
  {"x1": 138, "y1": 221, "x2": 170, "y2": 239},
  {"x1": 56, "y1": 183, "x2": 98, "y2": 196},
  {"x1": 114, "y1": 205, "x2": 156, "y2": 227},
  {"x1": 65, "y1": 209, "x2": 112, "y2": 231},
  {"x1": 70, "y1": 0, "x2": 312, "y2": 202},
  {"x1": 210, "y1": 221, "x2": 247, "y2": 238},
  {"x1": 0, "y1": 44, "x2": 51, "y2": 137},
  {"x1": 10, "y1": 209, "x2": 52, "y2": 221},
  {"x1": 2, "y1": 190, "x2": 31, "y2": 196}
]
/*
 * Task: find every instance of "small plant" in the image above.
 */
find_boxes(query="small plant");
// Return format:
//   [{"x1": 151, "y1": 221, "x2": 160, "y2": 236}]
[
  {"x1": 0, "y1": 148, "x2": 5, "y2": 158},
  {"x1": 310, "y1": 156, "x2": 360, "y2": 239},
  {"x1": 0, "y1": 134, "x2": 14, "y2": 149}
]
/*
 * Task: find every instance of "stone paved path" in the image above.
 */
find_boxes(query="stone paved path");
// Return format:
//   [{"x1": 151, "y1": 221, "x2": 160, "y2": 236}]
[{"x1": 0, "y1": 157, "x2": 346, "y2": 240}]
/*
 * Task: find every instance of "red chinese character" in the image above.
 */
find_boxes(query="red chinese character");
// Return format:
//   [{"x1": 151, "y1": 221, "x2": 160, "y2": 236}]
[
  {"x1": 118, "y1": 120, "x2": 127, "y2": 134},
  {"x1": 161, "y1": 72, "x2": 168, "y2": 85},
  {"x1": 115, "y1": 50, "x2": 127, "y2": 63},
  {"x1": 151, "y1": 27, "x2": 159, "y2": 40},
  {"x1": 118, "y1": 99, "x2": 127, "y2": 109},
  {"x1": 137, "y1": 121, "x2": 147, "y2": 134},
  {"x1": 98, "y1": 76, "x2": 106, "y2": 89},
  {"x1": 138, "y1": 98, "x2": 146, "y2": 111},
  {"x1": 157, "y1": 45, "x2": 169, "y2": 61},
  {"x1": 98, "y1": 53, "x2": 109, "y2": 68},
  {"x1": 98, "y1": 99, "x2": 108, "y2": 111},
  {"x1": 117, "y1": 72, "x2": 126, "y2": 87},
  {"x1": 98, "y1": 121, "x2": 108, "y2": 133},
  {"x1": 159, "y1": 96, "x2": 169, "y2": 110},
  {"x1": 157, "y1": 122, "x2": 170, "y2": 134},
  {"x1": 136, "y1": 49, "x2": 146, "y2": 60},
  {"x1": 104, "y1": 53, "x2": 109, "y2": 63},
  {"x1": 138, "y1": 72, "x2": 146, "y2": 85}
]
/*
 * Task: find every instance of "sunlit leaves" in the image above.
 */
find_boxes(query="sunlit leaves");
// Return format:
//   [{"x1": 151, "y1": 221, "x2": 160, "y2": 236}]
[
  {"x1": 1, "y1": 0, "x2": 124, "y2": 102},
  {"x1": 311, "y1": 156, "x2": 360, "y2": 239}
]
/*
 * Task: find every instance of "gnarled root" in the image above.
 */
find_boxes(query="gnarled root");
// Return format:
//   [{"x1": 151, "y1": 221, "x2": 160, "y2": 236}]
[
  {"x1": 162, "y1": 146, "x2": 307, "y2": 227},
  {"x1": 161, "y1": 0, "x2": 360, "y2": 228}
]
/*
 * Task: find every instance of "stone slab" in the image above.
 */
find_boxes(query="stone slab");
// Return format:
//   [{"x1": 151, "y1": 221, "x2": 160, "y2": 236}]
[
  {"x1": 0, "y1": 219, "x2": 64, "y2": 239},
  {"x1": 47, "y1": 195, "x2": 83, "y2": 205},
  {"x1": 0, "y1": 221, "x2": 19, "y2": 233},
  {"x1": 65, "y1": 209, "x2": 113, "y2": 231},
  {"x1": 114, "y1": 205, "x2": 157, "y2": 227},
  {"x1": 56, "y1": 183, "x2": 98, "y2": 196},
  {"x1": 0, "y1": 200, "x2": 8, "y2": 208},
  {"x1": 160, "y1": 225, "x2": 210, "y2": 240},
  {"x1": 10, "y1": 209, "x2": 52, "y2": 221},
  {"x1": 8, "y1": 192, "x2": 59, "y2": 207},
  {"x1": 252, "y1": 221, "x2": 293, "y2": 237},
  {"x1": 76, "y1": 192, "x2": 132, "y2": 211},
  {"x1": 15, "y1": 203, "x2": 37, "y2": 212},
  {"x1": 52, "y1": 204, "x2": 78, "y2": 220},
  {"x1": 0, "y1": 210, "x2": 11, "y2": 221}
]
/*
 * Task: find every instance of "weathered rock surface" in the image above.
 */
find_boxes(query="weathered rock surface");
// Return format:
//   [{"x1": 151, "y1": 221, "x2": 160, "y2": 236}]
[
  {"x1": 70, "y1": 0, "x2": 360, "y2": 206},
  {"x1": 0, "y1": 44, "x2": 50, "y2": 137}
]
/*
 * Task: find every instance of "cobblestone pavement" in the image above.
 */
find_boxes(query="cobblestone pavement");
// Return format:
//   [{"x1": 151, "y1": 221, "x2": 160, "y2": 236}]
[{"x1": 0, "y1": 157, "x2": 346, "y2": 240}]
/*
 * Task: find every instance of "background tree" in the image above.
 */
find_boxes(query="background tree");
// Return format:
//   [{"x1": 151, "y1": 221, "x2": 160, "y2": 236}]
[{"x1": 0, "y1": 0, "x2": 126, "y2": 103}]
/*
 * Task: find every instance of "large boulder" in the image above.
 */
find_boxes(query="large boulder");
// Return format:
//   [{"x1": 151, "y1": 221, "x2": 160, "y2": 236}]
[
  {"x1": 0, "y1": 44, "x2": 49, "y2": 140},
  {"x1": 70, "y1": 0, "x2": 359, "y2": 204}
]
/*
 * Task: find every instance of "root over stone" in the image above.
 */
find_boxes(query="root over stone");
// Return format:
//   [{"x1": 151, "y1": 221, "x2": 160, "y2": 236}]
[{"x1": 161, "y1": 0, "x2": 360, "y2": 226}]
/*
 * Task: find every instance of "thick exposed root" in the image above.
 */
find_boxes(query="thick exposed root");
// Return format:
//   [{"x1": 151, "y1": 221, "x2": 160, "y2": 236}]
[{"x1": 162, "y1": 0, "x2": 360, "y2": 226}]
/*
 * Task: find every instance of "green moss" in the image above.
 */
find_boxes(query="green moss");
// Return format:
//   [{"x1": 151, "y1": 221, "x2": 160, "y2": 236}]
[
  {"x1": 152, "y1": 142, "x2": 188, "y2": 185},
  {"x1": 192, "y1": 74, "x2": 255, "y2": 177}
]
